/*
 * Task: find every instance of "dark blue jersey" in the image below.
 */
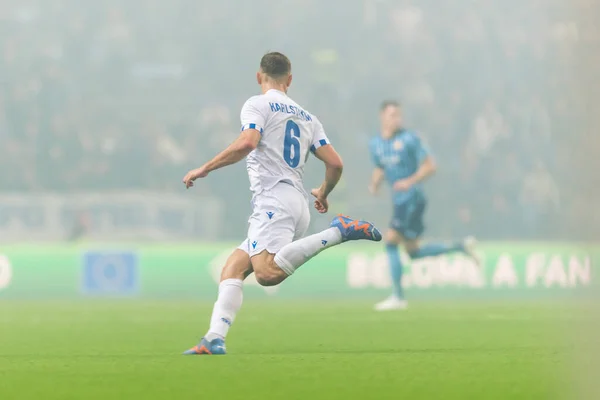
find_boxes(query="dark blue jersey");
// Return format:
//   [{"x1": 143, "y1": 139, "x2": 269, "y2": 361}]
[{"x1": 369, "y1": 129, "x2": 430, "y2": 205}]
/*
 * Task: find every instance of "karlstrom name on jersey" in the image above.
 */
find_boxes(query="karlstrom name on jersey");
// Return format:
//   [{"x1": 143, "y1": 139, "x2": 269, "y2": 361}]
[{"x1": 269, "y1": 102, "x2": 313, "y2": 122}]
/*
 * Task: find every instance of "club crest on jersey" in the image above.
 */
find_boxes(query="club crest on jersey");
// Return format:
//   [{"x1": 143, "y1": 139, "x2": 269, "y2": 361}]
[{"x1": 394, "y1": 139, "x2": 404, "y2": 151}]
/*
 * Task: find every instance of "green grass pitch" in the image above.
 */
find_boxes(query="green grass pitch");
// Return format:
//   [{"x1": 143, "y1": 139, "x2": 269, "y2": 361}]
[{"x1": 0, "y1": 299, "x2": 594, "y2": 399}]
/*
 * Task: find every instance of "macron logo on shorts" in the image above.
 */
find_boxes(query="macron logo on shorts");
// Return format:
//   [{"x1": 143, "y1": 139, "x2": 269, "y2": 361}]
[
  {"x1": 266, "y1": 211, "x2": 274, "y2": 220},
  {"x1": 252, "y1": 241, "x2": 258, "y2": 249},
  {"x1": 321, "y1": 240, "x2": 328, "y2": 246}
]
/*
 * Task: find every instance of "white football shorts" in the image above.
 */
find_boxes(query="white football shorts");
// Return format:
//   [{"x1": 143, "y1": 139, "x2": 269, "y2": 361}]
[{"x1": 238, "y1": 182, "x2": 310, "y2": 257}]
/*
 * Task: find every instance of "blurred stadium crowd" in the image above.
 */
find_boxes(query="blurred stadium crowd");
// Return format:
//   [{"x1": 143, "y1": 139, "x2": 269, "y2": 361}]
[{"x1": 0, "y1": 0, "x2": 598, "y2": 240}]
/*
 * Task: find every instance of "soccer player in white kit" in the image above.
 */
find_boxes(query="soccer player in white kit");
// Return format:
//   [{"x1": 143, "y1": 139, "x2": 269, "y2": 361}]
[{"x1": 181, "y1": 52, "x2": 381, "y2": 355}]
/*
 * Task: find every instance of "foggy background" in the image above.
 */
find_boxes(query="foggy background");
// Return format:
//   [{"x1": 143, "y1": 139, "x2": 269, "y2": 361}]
[
  {"x1": 1, "y1": 2, "x2": 599, "y2": 398},
  {"x1": 0, "y1": 0, "x2": 598, "y2": 242}
]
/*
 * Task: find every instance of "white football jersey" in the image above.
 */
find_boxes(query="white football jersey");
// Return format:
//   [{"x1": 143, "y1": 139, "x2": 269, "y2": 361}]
[{"x1": 240, "y1": 89, "x2": 330, "y2": 199}]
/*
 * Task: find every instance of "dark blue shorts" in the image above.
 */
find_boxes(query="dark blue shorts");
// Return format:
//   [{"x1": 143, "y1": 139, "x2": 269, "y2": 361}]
[{"x1": 390, "y1": 196, "x2": 427, "y2": 240}]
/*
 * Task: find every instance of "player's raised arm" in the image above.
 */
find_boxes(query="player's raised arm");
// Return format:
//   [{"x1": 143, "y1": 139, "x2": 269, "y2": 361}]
[
  {"x1": 182, "y1": 130, "x2": 260, "y2": 188},
  {"x1": 182, "y1": 98, "x2": 265, "y2": 189}
]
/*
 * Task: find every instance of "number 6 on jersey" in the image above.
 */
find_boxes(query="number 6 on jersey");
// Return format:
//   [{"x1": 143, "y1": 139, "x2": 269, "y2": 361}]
[{"x1": 283, "y1": 120, "x2": 301, "y2": 168}]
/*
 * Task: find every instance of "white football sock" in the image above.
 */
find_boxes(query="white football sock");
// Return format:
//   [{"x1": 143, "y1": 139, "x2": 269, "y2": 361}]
[
  {"x1": 205, "y1": 278, "x2": 243, "y2": 341},
  {"x1": 274, "y1": 227, "x2": 343, "y2": 276}
]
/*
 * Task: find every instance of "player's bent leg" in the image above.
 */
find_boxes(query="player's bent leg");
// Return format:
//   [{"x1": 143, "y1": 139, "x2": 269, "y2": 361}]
[
  {"x1": 221, "y1": 249, "x2": 254, "y2": 281},
  {"x1": 394, "y1": 196, "x2": 478, "y2": 262},
  {"x1": 394, "y1": 196, "x2": 458, "y2": 260},
  {"x1": 403, "y1": 238, "x2": 422, "y2": 256},
  {"x1": 251, "y1": 214, "x2": 382, "y2": 286},
  {"x1": 405, "y1": 238, "x2": 467, "y2": 260},
  {"x1": 251, "y1": 251, "x2": 287, "y2": 287},
  {"x1": 271, "y1": 214, "x2": 382, "y2": 280},
  {"x1": 384, "y1": 228, "x2": 403, "y2": 245},
  {"x1": 183, "y1": 249, "x2": 251, "y2": 356}
]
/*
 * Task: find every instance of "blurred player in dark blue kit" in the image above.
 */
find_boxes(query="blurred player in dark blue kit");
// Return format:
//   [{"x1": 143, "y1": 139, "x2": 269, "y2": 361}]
[{"x1": 369, "y1": 101, "x2": 479, "y2": 310}]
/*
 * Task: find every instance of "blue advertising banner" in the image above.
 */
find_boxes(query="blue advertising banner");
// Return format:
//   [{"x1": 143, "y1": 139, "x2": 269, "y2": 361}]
[{"x1": 82, "y1": 251, "x2": 139, "y2": 295}]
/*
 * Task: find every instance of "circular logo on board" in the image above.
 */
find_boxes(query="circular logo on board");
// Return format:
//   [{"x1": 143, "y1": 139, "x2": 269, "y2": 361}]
[{"x1": 90, "y1": 255, "x2": 129, "y2": 291}]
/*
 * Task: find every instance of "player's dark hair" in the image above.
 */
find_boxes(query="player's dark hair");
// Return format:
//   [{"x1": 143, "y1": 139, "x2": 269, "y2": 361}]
[
  {"x1": 260, "y1": 52, "x2": 292, "y2": 79},
  {"x1": 380, "y1": 100, "x2": 400, "y2": 111}
]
